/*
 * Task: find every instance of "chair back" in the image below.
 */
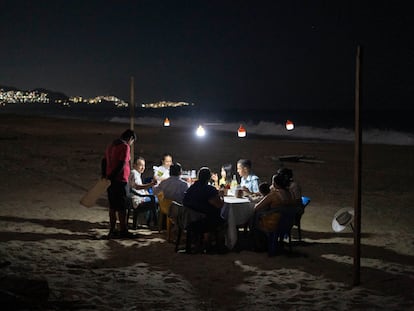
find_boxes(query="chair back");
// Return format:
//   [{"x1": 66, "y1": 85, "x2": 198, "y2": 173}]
[
  {"x1": 301, "y1": 196, "x2": 311, "y2": 207},
  {"x1": 276, "y1": 209, "x2": 296, "y2": 236},
  {"x1": 156, "y1": 191, "x2": 173, "y2": 215}
]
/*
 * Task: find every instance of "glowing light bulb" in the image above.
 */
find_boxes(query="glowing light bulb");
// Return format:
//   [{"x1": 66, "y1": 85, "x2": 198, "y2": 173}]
[
  {"x1": 163, "y1": 117, "x2": 170, "y2": 127},
  {"x1": 196, "y1": 125, "x2": 205, "y2": 137},
  {"x1": 238, "y1": 124, "x2": 246, "y2": 137},
  {"x1": 286, "y1": 120, "x2": 294, "y2": 131}
]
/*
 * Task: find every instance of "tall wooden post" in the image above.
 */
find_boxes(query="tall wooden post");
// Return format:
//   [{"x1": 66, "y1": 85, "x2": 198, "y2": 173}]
[
  {"x1": 353, "y1": 45, "x2": 362, "y2": 286},
  {"x1": 130, "y1": 76, "x2": 135, "y2": 165}
]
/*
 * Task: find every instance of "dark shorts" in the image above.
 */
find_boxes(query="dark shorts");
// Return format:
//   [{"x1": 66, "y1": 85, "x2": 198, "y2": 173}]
[{"x1": 107, "y1": 181, "x2": 128, "y2": 211}]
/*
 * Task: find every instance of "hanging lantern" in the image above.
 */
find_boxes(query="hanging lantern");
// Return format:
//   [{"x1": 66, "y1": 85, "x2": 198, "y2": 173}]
[
  {"x1": 163, "y1": 117, "x2": 170, "y2": 127},
  {"x1": 195, "y1": 125, "x2": 206, "y2": 137},
  {"x1": 285, "y1": 120, "x2": 294, "y2": 131},
  {"x1": 237, "y1": 124, "x2": 246, "y2": 137}
]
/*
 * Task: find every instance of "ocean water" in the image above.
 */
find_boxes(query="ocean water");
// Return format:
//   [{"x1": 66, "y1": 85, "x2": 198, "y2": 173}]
[{"x1": 1, "y1": 104, "x2": 413, "y2": 146}]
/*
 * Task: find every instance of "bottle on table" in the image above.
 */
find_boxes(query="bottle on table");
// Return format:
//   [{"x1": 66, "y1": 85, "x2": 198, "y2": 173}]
[{"x1": 230, "y1": 175, "x2": 238, "y2": 195}]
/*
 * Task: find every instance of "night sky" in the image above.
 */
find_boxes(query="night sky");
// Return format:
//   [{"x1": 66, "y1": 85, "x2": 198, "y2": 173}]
[{"x1": 1, "y1": 0, "x2": 413, "y2": 111}]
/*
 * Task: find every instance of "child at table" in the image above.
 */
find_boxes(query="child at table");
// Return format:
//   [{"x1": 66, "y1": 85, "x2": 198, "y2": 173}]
[{"x1": 259, "y1": 182, "x2": 270, "y2": 196}]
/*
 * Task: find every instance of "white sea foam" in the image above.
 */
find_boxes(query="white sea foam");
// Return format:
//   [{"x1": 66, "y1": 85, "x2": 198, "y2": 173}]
[{"x1": 110, "y1": 116, "x2": 414, "y2": 146}]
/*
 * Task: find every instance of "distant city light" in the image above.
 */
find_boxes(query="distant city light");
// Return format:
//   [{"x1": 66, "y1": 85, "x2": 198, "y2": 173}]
[{"x1": 142, "y1": 101, "x2": 193, "y2": 108}]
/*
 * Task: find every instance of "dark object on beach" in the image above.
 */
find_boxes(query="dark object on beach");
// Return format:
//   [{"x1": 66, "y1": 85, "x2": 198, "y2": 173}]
[
  {"x1": 0, "y1": 261, "x2": 11, "y2": 268},
  {"x1": 275, "y1": 155, "x2": 325, "y2": 164},
  {"x1": 0, "y1": 275, "x2": 49, "y2": 308}
]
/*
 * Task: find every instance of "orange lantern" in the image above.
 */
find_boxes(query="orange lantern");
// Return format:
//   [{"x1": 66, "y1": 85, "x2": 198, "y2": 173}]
[
  {"x1": 163, "y1": 117, "x2": 170, "y2": 127},
  {"x1": 285, "y1": 120, "x2": 294, "y2": 131},
  {"x1": 238, "y1": 124, "x2": 246, "y2": 137}
]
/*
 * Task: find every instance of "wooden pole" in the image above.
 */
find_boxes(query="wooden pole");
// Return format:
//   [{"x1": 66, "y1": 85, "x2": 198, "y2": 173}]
[
  {"x1": 130, "y1": 76, "x2": 135, "y2": 165},
  {"x1": 353, "y1": 45, "x2": 362, "y2": 286}
]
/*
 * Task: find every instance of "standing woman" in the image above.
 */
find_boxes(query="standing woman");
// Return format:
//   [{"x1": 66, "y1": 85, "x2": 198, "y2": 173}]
[{"x1": 237, "y1": 159, "x2": 260, "y2": 194}]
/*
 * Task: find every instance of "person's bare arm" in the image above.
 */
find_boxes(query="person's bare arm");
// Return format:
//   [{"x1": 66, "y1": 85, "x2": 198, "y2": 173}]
[
  {"x1": 254, "y1": 193, "x2": 272, "y2": 211},
  {"x1": 132, "y1": 179, "x2": 157, "y2": 190}
]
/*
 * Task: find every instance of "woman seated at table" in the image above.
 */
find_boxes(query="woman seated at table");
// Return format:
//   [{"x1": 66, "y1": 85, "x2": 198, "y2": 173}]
[
  {"x1": 254, "y1": 172, "x2": 295, "y2": 213},
  {"x1": 237, "y1": 159, "x2": 260, "y2": 194},
  {"x1": 250, "y1": 170, "x2": 298, "y2": 251},
  {"x1": 211, "y1": 163, "x2": 233, "y2": 190}
]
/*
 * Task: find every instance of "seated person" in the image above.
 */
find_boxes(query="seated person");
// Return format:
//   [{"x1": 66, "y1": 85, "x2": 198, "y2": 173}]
[
  {"x1": 153, "y1": 162, "x2": 188, "y2": 204},
  {"x1": 153, "y1": 153, "x2": 173, "y2": 184},
  {"x1": 183, "y1": 167, "x2": 226, "y2": 253},
  {"x1": 250, "y1": 170, "x2": 296, "y2": 251},
  {"x1": 254, "y1": 171, "x2": 295, "y2": 213},
  {"x1": 211, "y1": 163, "x2": 233, "y2": 190},
  {"x1": 237, "y1": 159, "x2": 260, "y2": 194},
  {"x1": 129, "y1": 157, "x2": 158, "y2": 226},
  {"x1": 259, "y1": 182, "x2": 271, "y2": 196}
]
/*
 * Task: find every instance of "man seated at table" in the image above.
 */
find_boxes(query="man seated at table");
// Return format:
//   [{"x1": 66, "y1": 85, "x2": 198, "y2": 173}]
[
  {"x1": 183, "y1": 167, "x2": 227, "y2": 253},
  {"x1": 153, "y1": 162, "x2": 188, "y2": 204}
]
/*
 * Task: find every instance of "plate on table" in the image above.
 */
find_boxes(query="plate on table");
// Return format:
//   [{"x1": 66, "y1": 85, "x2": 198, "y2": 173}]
[{"x1": 224, "y1": 196, "x2": 250, "y2": 204}]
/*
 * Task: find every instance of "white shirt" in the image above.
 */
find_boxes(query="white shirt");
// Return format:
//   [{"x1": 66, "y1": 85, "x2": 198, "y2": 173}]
[
  {"x1": 128, "y1": 169, "x2": 148, "y2": 207},
  {"x1": 153, "y1": 165, "x2": 170, "y2": 182}
]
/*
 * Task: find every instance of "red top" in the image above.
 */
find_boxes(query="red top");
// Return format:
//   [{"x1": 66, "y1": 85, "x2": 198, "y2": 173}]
[{"x1": 105, "y1": 140, "x2": 131, "y2": 182}]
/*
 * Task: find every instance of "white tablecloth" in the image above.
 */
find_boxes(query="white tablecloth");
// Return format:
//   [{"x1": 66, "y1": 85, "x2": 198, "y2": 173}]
[{"x1": 221, "y1": 196, "x2": 255, "y2": 249}]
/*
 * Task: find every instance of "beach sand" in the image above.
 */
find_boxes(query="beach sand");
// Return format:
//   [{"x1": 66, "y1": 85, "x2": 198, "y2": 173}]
[{"x1": 0, "y1": 114, "x2": 413, "y2": 310}]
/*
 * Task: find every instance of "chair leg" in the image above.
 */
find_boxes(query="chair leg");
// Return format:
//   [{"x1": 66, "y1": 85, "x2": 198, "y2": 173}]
[
  {"x1": 297, "y1": 220, "x2": 302, "y2": 241},
  {"x1": 158, "y1": 212, "x2": 164, "y2": 233},
  {"x1": 132, "y1": 210, "x2": 138, "y2": 229},
  {"x1": 185, "y1": 229, "x2": 192, "y2": 254},
  {"x1": 126, "y1": 209, "x2": 130, "y2": 227},
  {"x1": 175, "y1": 228, "x2": 182, "y2": 252},
  {"x1": 268, "y1": 232, "x2": 277, "y2": 257},
  {"x1": 166, "y1": 217, "x2": 172, "y2": 242},
  {"x1": 288, "y1": 232, "x2": 292, "y2": 253}
]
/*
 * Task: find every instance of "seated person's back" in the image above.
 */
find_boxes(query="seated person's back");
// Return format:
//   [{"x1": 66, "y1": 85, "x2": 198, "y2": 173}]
[
  {"x1": 255, "y1": 172, "x2": 295, "y2": 212},
  {"x1": 153, "y1": 162, "x2": 188, "y2": 204},
  {"x1": 183, "y1": 167, "x2": 223, "y2": 221}
]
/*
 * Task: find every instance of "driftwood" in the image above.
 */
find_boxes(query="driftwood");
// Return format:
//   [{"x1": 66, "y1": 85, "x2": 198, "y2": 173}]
[{"x1": 271, "y1": 155, "x2": 325, "y2": 164}]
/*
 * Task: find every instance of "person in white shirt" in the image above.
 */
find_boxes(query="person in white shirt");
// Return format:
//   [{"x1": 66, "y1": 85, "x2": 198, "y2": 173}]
[
  {"x1": 129, "y1": 157, "x2": 157, "y2": 227},
  {"x1": 153, "y1": 162, "x2": 188, "y2": 204},
  {"x1": 153, "y1": 153, "x2": 173, "y2": 183}
]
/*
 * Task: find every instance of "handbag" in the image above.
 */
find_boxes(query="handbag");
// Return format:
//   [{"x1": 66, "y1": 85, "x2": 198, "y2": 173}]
[{"x1": 80, "y1": 178, "x2": 111, "y2": 207}]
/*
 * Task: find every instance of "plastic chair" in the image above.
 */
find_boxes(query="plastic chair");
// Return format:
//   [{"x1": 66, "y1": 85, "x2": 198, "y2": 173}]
[
  {"x1": 173, "y1": 204, "x2": 206, "y2": 253},
  {"x1": 293, "y1": 196, "x2": 311, "y2": 241},
  {"x1": 267, "y1": 209, "x2": 297, "y2": 256},
  {"x1": 156, "y1": 191, "x2": 174, "y2": 241},
  {"x1": 127, "y1": 188, "x2": 158, "y2": 229}
]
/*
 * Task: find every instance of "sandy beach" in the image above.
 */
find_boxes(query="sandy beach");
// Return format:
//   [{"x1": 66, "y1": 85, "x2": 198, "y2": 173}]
[{"x1": 0, "y1": 114, "x2": 413, "y2": 310}]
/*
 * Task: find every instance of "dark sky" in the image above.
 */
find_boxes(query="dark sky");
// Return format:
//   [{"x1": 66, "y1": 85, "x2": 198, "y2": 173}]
[{"x1": 1, "y1": 0, "x2": 413, "y2": 111}]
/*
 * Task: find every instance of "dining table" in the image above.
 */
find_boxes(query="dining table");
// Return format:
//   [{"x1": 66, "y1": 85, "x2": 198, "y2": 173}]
[{"x1": 221, "y1": 196, "x2": 255, "y2": 250}]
